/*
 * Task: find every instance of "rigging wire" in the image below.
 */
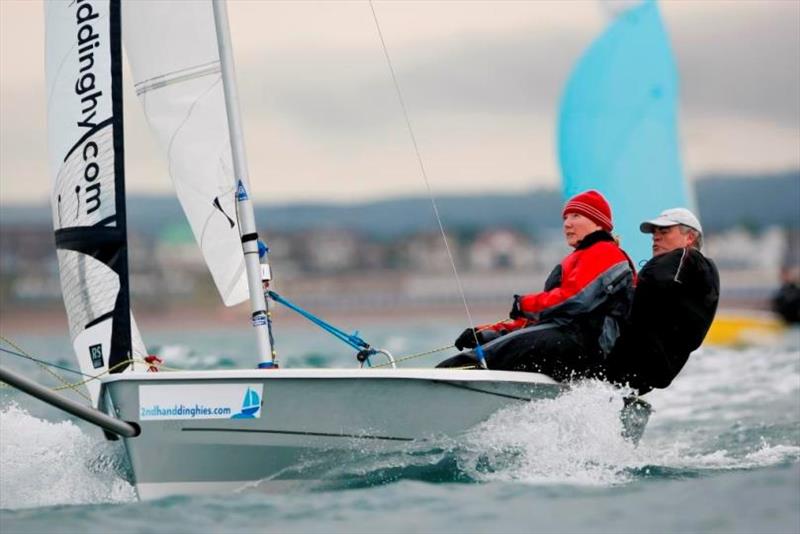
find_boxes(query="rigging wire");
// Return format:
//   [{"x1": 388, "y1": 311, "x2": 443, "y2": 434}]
[
  {"x1": 367, "y1": 1, "x2": 487, "y2": 368},
  {"x1": 0, "y1": 335, "x2": 91, "y2": 401},
  {"x1": 0, "y1": 338, "x2": 176, "y2": 398},
  {"x1": 0, "y1": 334, "x2": 467, "y2": 393},
  {"x1": 0, "y1": 346, "x2": 90, "y2": 378}
]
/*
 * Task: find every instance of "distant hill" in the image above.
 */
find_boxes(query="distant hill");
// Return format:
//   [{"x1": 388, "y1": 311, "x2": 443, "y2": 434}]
[
  {"x1": 252, "y1": 190, "x2": 565, "y2": 239},
  {"x1": 695, "y1": 172, "x2": 800, "y2": 232},
  {"x1": 2, "y1": 171, "x2": 797, "y2": 239}
]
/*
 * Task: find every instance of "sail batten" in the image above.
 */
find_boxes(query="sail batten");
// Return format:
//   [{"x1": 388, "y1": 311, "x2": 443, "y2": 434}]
[{"x1": 135, "y1": 61, "x2": 222, "y2": 96}]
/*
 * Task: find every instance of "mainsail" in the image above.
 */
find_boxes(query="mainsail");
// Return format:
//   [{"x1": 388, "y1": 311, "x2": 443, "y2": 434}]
[
  {"x1": 558, "y1": 0, "x2": 691, "y2": 265},
  {"x1": 45, "y1": 0, "x2": 144, "y2": 405},
  {"x1": 121, "y1": 0, "x2": 248, "y2": 306}
]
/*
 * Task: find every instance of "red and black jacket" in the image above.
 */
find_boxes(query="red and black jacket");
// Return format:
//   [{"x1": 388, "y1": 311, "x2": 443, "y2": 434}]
[{"x1": 481, "y1": 231, "x2": 636, "y2": 355}]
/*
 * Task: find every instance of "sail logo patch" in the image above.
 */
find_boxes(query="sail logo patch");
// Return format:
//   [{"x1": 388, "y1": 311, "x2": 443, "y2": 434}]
[
  {"x1": 89, "y1": 344, "x2": 104, "y2": 369},
  {"x1": 236, "y1": 180, "x2": 249, "y2": 201},
  {"x1": 139, "y1": 384, "x2": 264, "y2": 421},
  {"x1": 231, "y1": 387, "x2": 261, "y2": 419}
]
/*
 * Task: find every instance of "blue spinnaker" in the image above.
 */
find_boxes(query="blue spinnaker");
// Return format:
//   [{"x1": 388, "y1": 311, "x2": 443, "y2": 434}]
[{"x1": 558, "y1": 0, "x2": 691, "y2": 266}]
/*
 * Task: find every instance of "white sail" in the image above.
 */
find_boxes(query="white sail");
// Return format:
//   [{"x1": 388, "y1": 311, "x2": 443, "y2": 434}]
[
  {"x1": 122, "y1": 0, "x2": 248, "y2": 306},
  {"x1": 45, "y1": 0, "x2": 145, "y2": 405}
]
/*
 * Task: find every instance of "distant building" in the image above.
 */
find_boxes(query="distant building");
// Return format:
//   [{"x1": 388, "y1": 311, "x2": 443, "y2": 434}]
[
  {"x1": 0, "y1": 224, "x2": 61, "y2": 302},
  {"x1": 154, "y1": 223, "x2": 205, "y2": 273},
  {"x1": 256, "y1": 232, "x2": 301, "y2": 277},
  {"x1": 705, "y1": 226, "x2": 785, "y2": 271},
  {"x1": 468, "y1": 229, "x2": 536, "y2": 271},
  {"x1": 294, "y1": 229, "x2": 361, "y2": 273},
  {"x1": 399, "y1": 231, "x2": 461, "y2": 273},
  {"x1": 532, "y1": 229, "x2": 571, "y2": 272},
  {"x1": 0, "y1": 224, "x2": 57, "y2": 274}
]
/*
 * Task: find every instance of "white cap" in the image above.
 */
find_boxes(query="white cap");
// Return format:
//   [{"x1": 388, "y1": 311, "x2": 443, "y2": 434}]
[{"x1": 640, "y1": 207, "x2": 703, "y2": 234}]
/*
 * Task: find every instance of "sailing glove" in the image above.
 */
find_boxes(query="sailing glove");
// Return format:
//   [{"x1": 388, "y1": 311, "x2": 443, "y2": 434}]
[
  {"x1": 509, "y1": 294, "x2": 524, "y2": 319},
  {"x1": 454, "y1": 328, "x2": 500, "y2": 351}
]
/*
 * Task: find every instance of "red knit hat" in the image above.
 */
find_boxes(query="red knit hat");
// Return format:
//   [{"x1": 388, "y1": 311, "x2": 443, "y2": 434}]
[{"x1": 562, "y1": 190, "x2": 613, "y2": 232}]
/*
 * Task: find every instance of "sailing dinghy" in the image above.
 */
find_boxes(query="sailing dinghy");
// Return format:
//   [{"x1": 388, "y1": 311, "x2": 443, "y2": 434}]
[{"x1": 39, "y1": 0, "x2": 650, "y2": 499}]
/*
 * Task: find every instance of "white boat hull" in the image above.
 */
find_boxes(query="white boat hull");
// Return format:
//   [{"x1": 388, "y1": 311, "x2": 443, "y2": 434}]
[{"x1": 100, "y1": 369, "x2": 649, "y2": 500}]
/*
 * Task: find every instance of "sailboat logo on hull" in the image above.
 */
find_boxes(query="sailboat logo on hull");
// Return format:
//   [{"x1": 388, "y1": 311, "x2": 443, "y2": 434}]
[
  {"x1": 231, "y1": 387, "x2": 261, "y2": 419},
  {"x1": 138, "y1": 384, "x2": 264, "y2": 420}
]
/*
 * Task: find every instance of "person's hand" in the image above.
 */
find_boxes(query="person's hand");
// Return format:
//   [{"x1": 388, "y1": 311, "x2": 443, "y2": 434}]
[
  {"x1": 509, "y1": 294, "x2": 523, "y2": 319},
  {"x1": 455, "y1": 328, "x2": 502, "y2": 350},
  {"x1": 454, "y1": 328, "x2": 479, "y2": 350}
]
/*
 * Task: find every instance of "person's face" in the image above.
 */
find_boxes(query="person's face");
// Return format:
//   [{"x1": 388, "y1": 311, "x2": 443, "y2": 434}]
[
  {"x1": 563, "y1": 212, "x2": 602, "y2": 248},
  {"x1": 651, "y1": 225, "x2": 693, "y2": 256}
]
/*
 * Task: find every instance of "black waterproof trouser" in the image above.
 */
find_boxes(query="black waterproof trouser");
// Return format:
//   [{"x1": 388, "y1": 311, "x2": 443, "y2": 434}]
[{"x1": 436, "y1": 323, "x2": 601, "y2": 382}]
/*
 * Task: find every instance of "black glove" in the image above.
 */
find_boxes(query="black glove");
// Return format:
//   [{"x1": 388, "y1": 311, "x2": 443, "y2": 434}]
[
  {"x1": 454, "y1": 328, "x2": 479, "y2": 351},
  {"x1": 509, "y1": 294, "x2": 523, "y2": 319},
  {"x1": 455, "y1": 328, "x2": 502, "y2": 351}
]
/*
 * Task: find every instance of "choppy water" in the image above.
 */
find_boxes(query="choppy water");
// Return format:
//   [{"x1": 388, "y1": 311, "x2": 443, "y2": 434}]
[{"x1": 1, "y1": 321, "x2": 798, "y2": 533}]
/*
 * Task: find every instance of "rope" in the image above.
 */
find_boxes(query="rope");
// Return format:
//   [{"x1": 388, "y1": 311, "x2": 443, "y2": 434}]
[
  {"x1": 3, "y1": 355, "x2": 183, "y2": 395},
  {"x1": 368, "y1": 1, "x2": 486, "y2": 369},
  {"x1": 0, "y1": 346, "x2": 91, "y2": 378},
  {"x1": 1, "y1": 334, "x2": 483, "y2": 405},
  {"x1": 49, "y1": 358, "x2": 154, "y2": 393},
  {"x1": 372, "y1": 343, "x2": 453, "y2": 368},
  {"x1": 370, "y1": 316, "x2": 508, "y2": 369},
  {"x1": 0, "y1": 334, "x2": 91, "y2": 401},
  {"x1": 0, "y1": 335, "x2": 186, "y2": 399},
  {"x1": 268, "y1": 290, "x2": 371, "y2": 353}
]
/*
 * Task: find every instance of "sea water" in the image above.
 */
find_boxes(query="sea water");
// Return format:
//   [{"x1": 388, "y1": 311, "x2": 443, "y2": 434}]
[{"x1": 1, "y1": 321, "x2": 798, "y2": 533}]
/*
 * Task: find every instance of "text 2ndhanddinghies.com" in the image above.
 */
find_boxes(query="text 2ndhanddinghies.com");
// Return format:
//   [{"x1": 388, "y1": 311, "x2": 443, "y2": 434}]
[{"x1": 140, "y1": 404, "x2": 232, "y2": 419}]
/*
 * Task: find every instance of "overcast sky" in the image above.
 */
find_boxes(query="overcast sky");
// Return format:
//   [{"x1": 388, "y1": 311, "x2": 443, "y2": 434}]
[{"x1": 1, "y1": 0, "x2": 798, "y2": 205}]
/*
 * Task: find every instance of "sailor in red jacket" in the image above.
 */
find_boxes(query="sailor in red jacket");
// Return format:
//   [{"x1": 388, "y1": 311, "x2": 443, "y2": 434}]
[{"x1": 438, "y1": 190, "x2": 636, "y2": 380}]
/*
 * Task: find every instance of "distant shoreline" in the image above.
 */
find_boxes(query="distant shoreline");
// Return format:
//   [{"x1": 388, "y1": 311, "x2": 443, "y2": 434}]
[
  {"x1": 0, "y1": 296, "x2": 774, "y2": 337},
  {"x1": 0, "y1": 302, "x2": 512, "y2": 336}
]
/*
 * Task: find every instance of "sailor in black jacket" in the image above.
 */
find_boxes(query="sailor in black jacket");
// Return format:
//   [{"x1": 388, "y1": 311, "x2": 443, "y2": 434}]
[{"x1": 602, "y1": 208, "x2": 720, "y2": 395}]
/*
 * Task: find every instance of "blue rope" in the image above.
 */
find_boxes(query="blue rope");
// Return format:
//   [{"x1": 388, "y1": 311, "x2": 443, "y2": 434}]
[{"x1": 267, "y1": 291, "x2": 374, "y2": 354}]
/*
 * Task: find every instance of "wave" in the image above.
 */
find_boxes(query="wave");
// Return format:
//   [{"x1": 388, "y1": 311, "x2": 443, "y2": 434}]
[
  {"x1": 147, "y1": 344, "x2": 238, "y2": 370},
  {"x1": 291, "y1": 368, "x2": 800, "y2": 490},
  {"x1": 0, "y1": 404, "x2": 136, "y2": 510},
  {"x1": 1, "y1": 342, "x2": 797, "y2": 507}
]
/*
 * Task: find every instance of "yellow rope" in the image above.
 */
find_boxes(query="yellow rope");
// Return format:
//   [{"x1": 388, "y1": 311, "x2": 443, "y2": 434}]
[
  {"x1": 371, "y1": 343, "x2": 454, "y2": 368},
  {"x1": 368, "y1": 318, "x2": 511, "y2": 369},
  {"x1": 368, "y1": 317, "x2": 514, "y2": 369},
  {"x1": 2, "y1": 331, "x2": 484, "y2": 399},
  {"x1": 49, "y1": 357, "x2": 186, "y2": 393},
  {"x1": 0, "y1": 334, "x2": 187, "y2": 398},
  {"x1": 0, "y1": 334, "x2": 91, "y2": 402}
]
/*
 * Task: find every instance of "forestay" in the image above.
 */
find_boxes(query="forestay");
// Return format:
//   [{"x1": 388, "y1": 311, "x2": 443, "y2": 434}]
[
  {"x1": 122, "y1": 0, "x2": 248, "y2": 306},
  {"x1": 45, "y1": 0, "x2": 145, "y2": 405},
  {"x1": 558, "y1": 0, "x2": 691, "y2": 265}
]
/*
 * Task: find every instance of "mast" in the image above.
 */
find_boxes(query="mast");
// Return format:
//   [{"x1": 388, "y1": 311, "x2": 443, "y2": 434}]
[{"x1": 211, "y1": 0, "x2": 275, "y2": 367}]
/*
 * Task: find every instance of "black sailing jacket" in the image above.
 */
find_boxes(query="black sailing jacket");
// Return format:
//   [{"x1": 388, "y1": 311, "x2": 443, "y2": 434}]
[{"x1": 603, "y1": 247, "x2": 720, "y2": 394}]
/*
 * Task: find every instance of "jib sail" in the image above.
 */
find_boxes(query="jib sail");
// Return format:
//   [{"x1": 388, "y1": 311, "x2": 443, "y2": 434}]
[{"x1": 122, "y1": 0, "x2": 248, "y2": 306}]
